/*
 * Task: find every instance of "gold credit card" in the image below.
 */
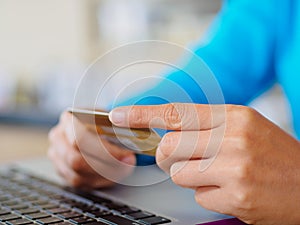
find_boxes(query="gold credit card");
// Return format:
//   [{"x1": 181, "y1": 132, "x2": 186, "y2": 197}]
[{"x1": 68, "y1": 108, "x2": 161, "y2": 156}]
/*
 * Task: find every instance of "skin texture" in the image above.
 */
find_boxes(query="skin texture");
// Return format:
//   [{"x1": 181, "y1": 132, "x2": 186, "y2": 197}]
[
  {"x1": 48, "y1": 111, "x2": 136, "y2": 189},
  {"x1": 109, "y1": 103, "x2": 300, "y2": 225}
]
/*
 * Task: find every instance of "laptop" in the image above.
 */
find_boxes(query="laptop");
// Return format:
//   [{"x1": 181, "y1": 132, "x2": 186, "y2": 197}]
[{"x1": 0, "y1": 157, "x2": 245, "y2": 225}]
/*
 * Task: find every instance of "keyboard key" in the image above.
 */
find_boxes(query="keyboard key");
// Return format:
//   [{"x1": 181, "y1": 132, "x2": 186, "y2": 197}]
[
  {"x1": 90, "y1": 210, "x2": 111, "y2": 218},
  {"x1": 139, "y1": 216, "x2": 171, "y2": 225},
  {"x1": 69, "y1": 216, "x2": 96, "y2": 224},
  {"x1": 117, "y1": 206, "x2": 140, "y2": 215},
  {"x1": 0, "y1": 209, "x2": 10, "y2": 216},
  {"x1": 10, "y1": 204, "x2": 28, "y2": 210},
  {"x1": 102, "y1": 215, "x2": 141, "y2": 225},
  {"x1": 36, "y1": 216, "x2": 63, "y2": 224},
  {"x1": 68, "y1": 202, "x2": 89, "y2": 210},
  {"x1": 55, "y1": 223, "x2": 74, "y2": 225},
  {"x1": 5, "y1": 218, "x2": 34, "y2": 225},
  {"x1": 0, "y1": 195, "x2": 10, "y2": 202},
  {"x1": 11, "y1": 190, "x2": 31, "y2": 198},
  {"x1": 84, "y1": 195, "x2": 111, "y2": 205},
  {"x1": 127, "y1": 211, "x2": 155, "y2": 220},
  {"x1": 66, "y1": 190, "x2": 111, "y2": 204},
  {"x1": 41, "y1": 204, "x2": 59, "y2": 210},
  {"x1": 47, "y1": 207, "x2": 70, "y2": 214},
  {"x1": 57, "y1": 211, "x2": 82, "y2": 219},
  {"x1": 50, "y1": 195, "x2": 68, "y2": 202},
  {"x1": 25, "y1": 212, "x2": 51, "y2": 220},
  {"x1": 16, "y1": 208, "x2": 39, "y2": 215},
  {"x1": 0, "y1": 213, "x2": 20, "y2": 221},
  {"x1": 20, "y1": 196, "x2": 39, "y2": 202},
  {"x1": 104, "y1": 202, "x2": 126, "y2": 210},
  {"x1": 84, "y1": 222, "x2": 108, "y2": 225},
  {"x1": 77, "y1": 205, "x2": 98, "y2": 213},
  {"x1": 30, "y1": 200, "x2": 49, "y2": 206},
  {"x1": 1, "y1": 201, "x2": 19, "y2": 206}
]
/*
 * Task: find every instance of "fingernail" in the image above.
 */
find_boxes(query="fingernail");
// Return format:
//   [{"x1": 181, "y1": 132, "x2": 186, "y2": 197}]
[
  {"x1": 121, "y1": 155, "x2": 136, "y2": 165},
  {"x1": 109, "y1": 108, "x2": 126, "y2": 125}
]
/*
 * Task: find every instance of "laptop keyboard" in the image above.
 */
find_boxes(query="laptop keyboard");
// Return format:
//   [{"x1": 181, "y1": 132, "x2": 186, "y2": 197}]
[{"x1": 0, "y1": 169, "x2": 171, "y2": 225}]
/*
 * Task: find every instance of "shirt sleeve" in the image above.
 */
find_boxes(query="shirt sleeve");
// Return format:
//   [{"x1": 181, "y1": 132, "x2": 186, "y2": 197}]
[
  {"x1": 196, "y1": 0, "x2": 277, "y2": 104},
  {"x1": 117, "y1": 0, "x2": 277, "y2": 107},
  {"x1": 114, "y1": 0, "x2": 277, "y2": 165}
]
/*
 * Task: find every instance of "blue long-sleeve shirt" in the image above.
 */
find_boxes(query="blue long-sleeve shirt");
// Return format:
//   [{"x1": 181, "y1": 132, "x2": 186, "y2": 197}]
[{"x1": 115, "y1": 0, "x2": 300, "y2": 165}]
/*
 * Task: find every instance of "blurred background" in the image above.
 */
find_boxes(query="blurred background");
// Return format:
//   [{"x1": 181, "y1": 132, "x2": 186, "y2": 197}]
[{"x1": 0, "y1": 0, "x2": 292, "y2": 163}]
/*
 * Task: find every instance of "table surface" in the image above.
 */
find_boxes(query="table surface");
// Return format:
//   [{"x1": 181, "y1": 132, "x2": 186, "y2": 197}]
[{"x1": 0, "y1": 124, "x2": 50, "y2": 163}]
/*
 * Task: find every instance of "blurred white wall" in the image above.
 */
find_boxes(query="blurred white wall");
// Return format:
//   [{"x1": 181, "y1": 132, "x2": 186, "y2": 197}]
[{"x1": 0, "y1": 0, "x2": 95, "y2": 77}]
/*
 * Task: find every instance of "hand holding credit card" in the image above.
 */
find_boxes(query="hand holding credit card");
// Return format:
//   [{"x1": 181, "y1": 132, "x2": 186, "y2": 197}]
[{"x1": 68, "y1": 108, "x2": 161, "y2": 156}]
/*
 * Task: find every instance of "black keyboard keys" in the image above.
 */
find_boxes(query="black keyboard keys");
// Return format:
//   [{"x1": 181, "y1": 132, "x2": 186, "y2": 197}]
[
  {"x1": 57, "y1": 211, "x2": 82, "y2": 219},
  {"x1": 0, "y1": 213, "x2": 20, "y2": 221},
  {"x1": 36, "y1": 216, "x2": 63, "y2": 224},
  {"x1": 102, "y1": 214, "x2": 141, "y2": 225},
  {"x1": 127, "y1": 211, "x2": 155, "y2": 220},
  {"x1": 117, "y1": 206, "x2": 140, "y2": 215},
  {"x1": 0, "y1": 169, "x2": 171, "y2": 225},
  {"x1": 16, "y1": 208, "x2": 39, "y2": 215},
  {"x1": 69, "y1": 216, "x2": 96, "y2": 224},
  {"x1": 25, "y1": 212, "x2": 51, "y2": 220},
  {"x1": 139, "y1": 216, "x2": 172, "y2": 225},
  {"x1": 6, "y1": 218, "x2": 34, "y2": 225},
  {"x1": 48, "y1": 207, "x2": 70, "y2": 214},
  {"x1": 0, "y1": 209, "x2": 10, "y2": 216}
]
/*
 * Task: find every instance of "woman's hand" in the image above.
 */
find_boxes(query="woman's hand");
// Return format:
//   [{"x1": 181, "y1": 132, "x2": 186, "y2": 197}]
[
  {"x1": 109, "y1": 103, "x2": 300, "y2": 225},
  {"x1": 48, "y1": 111, "x2": 136, "y2": 189}
]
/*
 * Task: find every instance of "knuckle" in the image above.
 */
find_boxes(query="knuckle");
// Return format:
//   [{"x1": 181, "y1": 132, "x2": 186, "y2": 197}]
[
  {"x1": 234, "y1": 134, "x2": 251, "y2": 152},
  {"x1": 72, "y1": 124, "x2": 88, "y2": 147},
  {"x1": 159, "y1": 132, "x2": 178, "y2": 156},
  {"x1": 129, "y1": 107, "x2": 146, "y2": 127},
  {"x1": 194, "y1": 189, "x2": 214, "y2": 212},
  {"x1": 171, "y1": 174, "x2": 179, "y2": 185},
  {"x1": 230, "y1": 166, "x2": 256, "y2": 211},
  {"x1": 170, "y1": 165, "x2": 180, "y2": 183},
  {"x1": 155, "y1": 150, "x2": 168, "y2": 172},
  {"x1": 48, "y1": 126, "x2": 59, "y2": 142},
  {"x1": 171, "y1": 171, "x2": 186, "y2": 188},
  {"x1": 237, "y1": 106, "x2": 258, "y2": 130},
  {"x1": 234, "y1": 162, "x2": 252, "y2": 182},
  {"x1": 69, "y1": 175, "x2": 84, "y2": 188},
  {"x1": 156, "y1": 148, "x2": 166, "y2": 164},
  {"x1": 155, "y1": 151, "x2": 171, "y2": 174},
  {"x1": 60, "y1": 111, "x2": 71, "y2": 123},
  {"x1": 163, "y1": 103, "x2": 182, "y2": 129},
  {"x1": 69, "y1": 154, "x2": 84, "y2": 173},
  {"x1": 232, "y1": 188, "x2": 254, "y2": 211}
]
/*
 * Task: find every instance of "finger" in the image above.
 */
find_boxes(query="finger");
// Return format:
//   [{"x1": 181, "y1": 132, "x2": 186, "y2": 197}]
[
  {"x1": 156, "y1": 127, "x2": 225, "y2": 174},
  {"x1": 60, "y1": 110, "x2": 87, "y2": 147},
  {"x1": 109, "y1": 103, "x2": 226, "y2": 130},
  {"x1": 194, "y1": 186, "x2": 231, "y2": 215},
  {"x1": 56, "y1": 111, "x2": 135, "y2": 166},
  {"x1": 169, "y1": 160, "x2": 224, "y2": 188},
  {"x1": 88, "y1": 177, "x2": 115, "y2": 189},
  {"x1": 49, "y1": 117, "x2": 136, "y2": 183},
  {"x1": 157, "y1": 128, "x2": 224, "y2": 160},
  {"x1": 49, "y1": 126, "x2": 99, "y2": 175},
  {"x1": 48, "y1": 147, "x2": 84, "y2": 187},
  {"x1": 48, "y1": 146, "x2": 115, "y2": 188},
  {"x1": 70, "y1": 115, "x2": 136, "y2": 163}
]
